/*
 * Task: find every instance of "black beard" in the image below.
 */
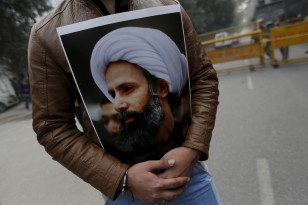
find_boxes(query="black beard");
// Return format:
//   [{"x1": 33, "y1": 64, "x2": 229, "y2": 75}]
[{"x1": 115, "y1": 95, "x2": 164, "y2": 154}]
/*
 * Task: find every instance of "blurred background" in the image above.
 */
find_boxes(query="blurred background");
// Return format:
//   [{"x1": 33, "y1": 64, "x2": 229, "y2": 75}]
[{"x1": 0, "y1": 0, "x2": 308, "y2": 204}]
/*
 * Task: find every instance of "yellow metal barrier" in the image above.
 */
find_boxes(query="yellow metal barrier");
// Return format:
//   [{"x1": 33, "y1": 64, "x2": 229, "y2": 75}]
[
  {"x1": 202, "y1": 31, "x2": 265, "y2": 73},
  {"x1": 270, "y1": 21, "x2": 308, "y2": 66}
]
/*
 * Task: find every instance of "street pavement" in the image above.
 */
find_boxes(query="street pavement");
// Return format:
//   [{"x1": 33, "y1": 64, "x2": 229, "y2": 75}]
[
  {"x1": 207, "y1": 61, "x2": 308, "y2": 205},
  {"x1": 1, "y1": 60, "x2": 308, "y2": 205},
  {"x1": 0, "y1": 103, "x2": 103, "y2": 205},
  {"x1": 0, "y1": 103, "x2": 32, "y2": 125}
]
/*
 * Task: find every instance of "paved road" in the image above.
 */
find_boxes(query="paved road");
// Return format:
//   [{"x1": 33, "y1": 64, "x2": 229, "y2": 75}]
[
  {"x1": 207, "y1": 61, "x2": 308, "y2": 205},
  {"x1": 0, "y1": 104, "x2": 102, "y2": 205},
  {"x1": 1, "y1": 62, "x2": 307, "y2": 205}
]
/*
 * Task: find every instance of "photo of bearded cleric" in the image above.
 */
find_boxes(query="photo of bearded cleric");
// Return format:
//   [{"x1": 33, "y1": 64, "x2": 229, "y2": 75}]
[
  {"x1": 91, "y1": 27, "x2": 191, "y2": 165},
  {"x1": 57, "y1": 6, "x2": 191, "y2": 165}
]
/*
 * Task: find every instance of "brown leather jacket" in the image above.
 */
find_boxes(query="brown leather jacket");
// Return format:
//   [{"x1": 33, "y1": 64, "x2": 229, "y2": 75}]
[{"x1": 28, "y1": 0, "x2": 219, "y2": 200}]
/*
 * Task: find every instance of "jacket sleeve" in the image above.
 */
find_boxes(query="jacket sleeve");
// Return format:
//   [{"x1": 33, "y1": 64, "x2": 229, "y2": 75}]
[
  {"x1": 180, "y1": 7, "x2": 219, "y2": 160},
  {"x1": 28, "y1": 24, "x2": 129, "y2": 200}
]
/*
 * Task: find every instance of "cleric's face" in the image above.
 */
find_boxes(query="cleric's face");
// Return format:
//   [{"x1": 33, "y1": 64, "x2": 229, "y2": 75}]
[
  {"x1": 106, "y1": 61, "x2": 150, "y2": 117},
  {"x1": 105, "y1": 61, "x2": 164, "y2": 153}
]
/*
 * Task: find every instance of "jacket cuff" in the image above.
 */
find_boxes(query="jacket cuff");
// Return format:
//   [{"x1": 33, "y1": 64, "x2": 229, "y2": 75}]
[
  {"x1": 183, "y1": 123, "x2": 212, "y2": 161},
  {"x1": 99, "y1": 159, "x2": 130, "y2": 200}
]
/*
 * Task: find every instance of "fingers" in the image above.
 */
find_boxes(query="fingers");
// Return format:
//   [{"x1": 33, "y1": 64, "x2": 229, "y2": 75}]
[
  {"x1": 150, "y1": 179, "x2": 188, "y2": 203},
  {"x1": 126, "y1": 160, "x2": 189, "y2": 204},
  {"x1": 159, "y1": 185, "x2": 187, "y2": 202},
  {"x1": 143, "y1": 159, "x2": 175, "y2": 172},
  {"x1": 159, "y1": 176, "x2": 190, "y2": 190},
  {"x1": 167, "y1": 159, "x2": 175, "y2": 166}
]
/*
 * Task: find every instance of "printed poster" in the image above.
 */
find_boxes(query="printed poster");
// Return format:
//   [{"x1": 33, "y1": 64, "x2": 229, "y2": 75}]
[{"x1": 57, "y1": 5, "x2": 191, "y2": 165}]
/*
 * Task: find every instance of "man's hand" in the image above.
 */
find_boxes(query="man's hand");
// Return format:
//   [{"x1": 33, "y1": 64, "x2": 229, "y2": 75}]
[
  {"x1": 127, "y1": 159, "x2": 190, "y2": 204},
  {"x1": 159, "y1": 147, "x2": 202, "y2": 179}
]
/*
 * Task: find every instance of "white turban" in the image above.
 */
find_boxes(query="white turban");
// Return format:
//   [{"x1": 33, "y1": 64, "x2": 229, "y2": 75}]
[{"x1": 90, "y1": 27, "x2": 188, "y2": 102}]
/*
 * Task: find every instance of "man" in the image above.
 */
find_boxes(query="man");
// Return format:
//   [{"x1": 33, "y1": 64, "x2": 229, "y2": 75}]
[
  {"x1": 99, "y1": 99, "x2": 129, "y2": 163},
  {"x1": 100, "y1": 100, "x2": 120, "y2": 136},
  {"x1": 275, "y1": 12, "x2": 289, "y2": 60},
  {"x1": 97, "y1": 60, "x2": 188, "y2": 166},
  {"x1": 91, "y1": 27, "x2": 189, "y2": 161},
  {"x1": 90, "y1": 26, "x2": 220, "y2": 204},
  {"x1": 18, "y1": 75, "x2": 31, "y2": 110},
  {"x1": 255, "y1": 18, "x2": 271, "y2": 58},
  {"x1": 28, "y1": 0, "x2": 219, "y2": 204}
]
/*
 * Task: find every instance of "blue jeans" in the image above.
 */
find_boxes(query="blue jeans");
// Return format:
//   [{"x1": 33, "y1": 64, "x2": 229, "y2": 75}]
[{"x1": 104, "y1": 162, "x2": 221, "y2": 205}]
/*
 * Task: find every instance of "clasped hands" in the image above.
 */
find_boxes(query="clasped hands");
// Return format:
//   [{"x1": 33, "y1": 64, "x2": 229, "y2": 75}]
[{"x1": 126, "y1": 147, "x2": 201, "y2": 204}]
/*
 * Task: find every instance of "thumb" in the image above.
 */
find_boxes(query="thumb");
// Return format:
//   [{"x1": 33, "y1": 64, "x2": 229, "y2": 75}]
[{"x1": 145, "y1": 159, "x2": 176, "y2": 171}]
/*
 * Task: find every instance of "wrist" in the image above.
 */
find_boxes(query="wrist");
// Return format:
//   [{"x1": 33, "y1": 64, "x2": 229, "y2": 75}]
[
  {"x1": 117, "y1": 170, "x2": 128, "y2": 194},
  {"x1": 183, "y1": 147, "x2": 202, "y2": 162}
]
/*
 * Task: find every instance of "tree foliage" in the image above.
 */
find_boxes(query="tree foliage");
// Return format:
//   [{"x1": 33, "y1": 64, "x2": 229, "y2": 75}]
[
  {"x1": 180, "y1": 0, "x2": 236, "y2": 34},
  {"x1": 0, "y1": 0, "x2": 52, "y2": 74}
]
